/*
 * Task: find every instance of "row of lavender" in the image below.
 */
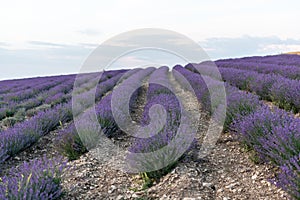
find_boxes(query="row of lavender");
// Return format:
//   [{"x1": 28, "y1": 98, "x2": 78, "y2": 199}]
[
  {"x1": 129, "y1": 66, "x2": 179, "y2": 154},
  {"x1": 95, "y1": 66, "x2": 188, "y2": 181},
  {"x1": 1, "y1": 76, "x2": 68, "y2": 104},
  {"x1": 127, "y1": 66, "x2": 185, "y2": 177},
  {"x1": 0, "y1": 75, "x2": 68, "y2": 95},
  {"x1": 178, "y1": 65, "x2": 299, "y2": 199},
  {"x1": 218, "y1": 67, "x2": 300, "y2": 113},
  {"x1": 0, "y1": 70, "x2": 126, "y2": 199},
  {"x1": 216, "y1": 60, "x2": 300, "y2": 80},
  {"x1": 0, "y1": 72, "x2": 122, "y2": 128},
  {"x1": 56, "y1": 67, "x2": 183, "y2": 184},
  {"x1": 0, "y1": 70, "x2": 122, "y2": 162},
  {"x1": 0, "y1": 76, "x2": 67, "y2": 121},
  {"x1": 189, "y1": 63, "x2": 300, "y2": 114},
  {"x1": 0, "y1": 79, "x2": 73, "y2": 124},
  {"x1": 217, "y1": 54, "x2": 300, "y2": 69},
  {"x1": 0, "y1": 72, "x2": 102, "y2": 95},
  {"x1": 57, "y1": 65, "x2": 299, "y2": 194},
  {"x1": 1, "y1": 63, "x2": 298, "y2": 198},
  {"x1": 0, "y1": 73, "x2": 100, "y2": 122},
  {"x1": 56, "y1": 68, "x2": 144, "y2": 160},
  {"x1": 52, "y1": 67, "x2": 154, "y2": 181},
  {"x1": 95, "y1": 67, "x2": 154, "y2": 138}
]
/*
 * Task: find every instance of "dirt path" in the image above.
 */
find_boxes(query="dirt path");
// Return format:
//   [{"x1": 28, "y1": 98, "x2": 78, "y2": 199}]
[
  {"x1": 209, "y1": 133, "x2": 288, "y2": 200},
  {"x1": 61, "y1": 71, "x2": 289, "y2": 199},
  {"x1": 166, "y1": 72, "x2": 289, "y2": 199},
  {"x1": 61, "y1": 77, "x2": 151, "y2": 199},
  {"x1": 61, "y1": 72, "x2": 213, "y2": 199}
]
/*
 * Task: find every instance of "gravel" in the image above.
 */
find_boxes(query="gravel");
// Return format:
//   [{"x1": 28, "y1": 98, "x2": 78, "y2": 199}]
[{"x1": 61, "y1": 72, "x2": 290, "y2": 199}]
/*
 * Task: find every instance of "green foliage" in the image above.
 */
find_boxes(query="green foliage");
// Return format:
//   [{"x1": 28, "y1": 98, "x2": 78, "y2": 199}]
[
  {"x1": 14, "y1": 108, "x2": 26, "y2": 120},
  {"x1": 140, "y1": 172, "x2": 152, "y2": 190},
  {"x1": 98, "y1": 117, "x2": 118, "y2": 138},
  {"x1": 240, "y1": 77, "x2": 254, "y2": 91},
  {"x1": 26, "y1": 104, "x2": 51, "y2": 117},
  {"x1": 5, "y1": 109, "x2": 15, "y2": 118},
  {"x1": 2, "y1": 117, "x2": 19, "y2": 127},
  {"x1": 240, "y1": 145, "x2": 260, "y2": 165},
  {"x1": 139, "y1": 161, "x2": 177, "y2": 190},
  {"x1": 57, "y1": 130, "x2": 87, "y2": 161}
]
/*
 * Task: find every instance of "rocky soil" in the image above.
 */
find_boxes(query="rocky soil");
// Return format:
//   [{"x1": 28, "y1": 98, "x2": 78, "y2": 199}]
[{"x1": 61, "y1": 72, "x2": 289, "y2": 199}]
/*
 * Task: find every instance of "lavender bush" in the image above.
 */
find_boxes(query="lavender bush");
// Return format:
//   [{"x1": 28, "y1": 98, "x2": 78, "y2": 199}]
[
  {"x1": 216, "y1": 60, "x2": 300, "y2": 80},
  {"x1": 126, "y1": 67, "x2": 183, "y2": 184},
  {"x1": 230, "y1": 105, "x2": 300, "y2": 198},
  {"x1": 270, "y1": 78, "x2": 300, "y2": 113},
  {"x1": 129, "y1": 67, "x2": 179, "y2": 153},
  {"x1": 176, "y1": 65, "x2": 262, "y2": 130},
  {"x1": 0, "y1": 75, "x2": 76, "y2": 121},
  {"x1": 57, "y1": 124, "x2": 88, "y2": 160},
  {"x1": 217, "y1": 67, "x2": 300, "y2": 113},
  {"x1": 274, "y1": 154, "x2": 300, "y2": 200},
  {"x1": 0, "y1": 156, "x2": 68, "y2": 199},
  {"x1": 231, "y1": 106, "x2": 299, "y2": 163},
  {"x1": 224, "y1": 85, "x2": 263, "y2": 130},
  {"x1": 183, "y1": 64, "x2": 300, "y2": 197},
  {"x1": 57, "y1": 70, "x2": 126, "y2": 159},
  {"x1": 0, "y1": 103, "x2": 73, "y2": 161},
  {"x1": 97, "y1": 68, "x2": 154, "y2": 137},
  {"x1": 95, "y1": 94, "x2": 117, "y2": 138}
]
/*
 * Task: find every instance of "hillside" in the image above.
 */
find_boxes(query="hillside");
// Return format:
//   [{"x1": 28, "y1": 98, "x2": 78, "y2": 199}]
[{"x1": 0, "y1": 54, "x2": 299, "y2": 199}]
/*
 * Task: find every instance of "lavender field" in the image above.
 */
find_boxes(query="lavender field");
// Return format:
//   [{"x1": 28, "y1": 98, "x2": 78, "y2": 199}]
[{"x1": 0, "y1": 54, "x2": 299, "y2": 199}]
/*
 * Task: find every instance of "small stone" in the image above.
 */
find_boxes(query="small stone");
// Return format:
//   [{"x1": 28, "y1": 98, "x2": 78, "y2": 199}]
[
  {"x1": 14, "y1": 156, "x2": 20, "y2": 161},
  {"x1": 225, "y1": 183, "x2": 237, "y2": 189},
  {"x1": 116, "y1": 195, "x2": 124, "y2": 200},
  {"x1": 251, "y1": 174, "x2": 257, "y2": 180},
  {"x1": 108, "y1": 185, "x2": 116, "y2": 194},
  {"x1": 202, "y1": 183, "x2": 212, "y2": 187},
  {"x1": 203, "y1": 182, "x2": 216, "y2": 190}
]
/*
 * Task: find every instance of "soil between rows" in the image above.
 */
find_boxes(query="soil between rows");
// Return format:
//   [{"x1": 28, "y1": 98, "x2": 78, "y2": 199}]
[{"x1": 61, "y1": 72, "x2": 288, "y2": 199}]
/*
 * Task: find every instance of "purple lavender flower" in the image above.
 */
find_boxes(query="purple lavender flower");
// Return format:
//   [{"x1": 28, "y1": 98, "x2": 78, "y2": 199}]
[
  {"x1": 274, "y1": 154, "x2": 300, "y2": 199},
  {"x1": 0, "y1": 155, "x2": 68, "y2": 199},
  {"x1": 214, "y1": 67, "x2": 300, "y2": 113}
]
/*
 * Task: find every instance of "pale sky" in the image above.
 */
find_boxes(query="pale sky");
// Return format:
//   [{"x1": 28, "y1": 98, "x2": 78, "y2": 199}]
[{"x1": 0, "y1": 0, "x2": 300, "y2": 80}]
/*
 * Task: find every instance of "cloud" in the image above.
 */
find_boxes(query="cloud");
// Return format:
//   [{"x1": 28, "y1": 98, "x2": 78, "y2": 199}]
[
  {"x1": 2, "y1": 35, "x2": 300, "y2": 80},
  {"x1": 200, "y1": 36, "x2": 300, "y2": 60},
  {"x1": 259, "y1": 44, "x2": 300, "y2": 53},
  {"x1": 28, "y1": 41, "x2": 69, "y2": 48},
  {"x1": 78, "y1": 29, "x2": 102, "y2": 36},
  {"x1": 0, "y1": 42, "x2": 9, "y2": 47},
  {"x1": 0, "y1": 35, "x2": 192, "y2": 80},
  {"x1": 0, "y1": 43, "x2": 94, "y2": 80},
  {"x1": 109, "y1": 49, "x2": 187, "y2": 70},
  {"x1": 79, "y1": 43, "x2": 99, "y2": 48}
]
